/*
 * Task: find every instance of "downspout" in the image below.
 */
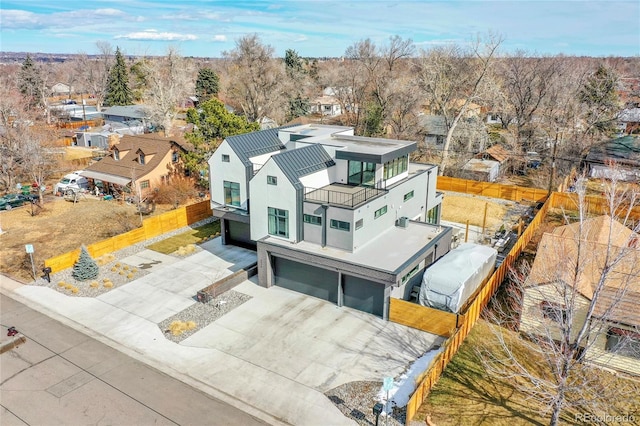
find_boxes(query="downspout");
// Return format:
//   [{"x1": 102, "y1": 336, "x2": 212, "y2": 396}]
[
  {"x1": 425, "y1": 169, "x2": 432, "y2": 222},
  {"x1": 296, "y1": 186, "x2": 303, "y2": 242},
  {"x1": 321, "y1": 204, "x2": 328, "y2": 248}
]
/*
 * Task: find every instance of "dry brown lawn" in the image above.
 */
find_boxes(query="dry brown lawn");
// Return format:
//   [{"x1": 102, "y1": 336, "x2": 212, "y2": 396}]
[
  {"x1": 441, "y1": 195, "x2": 508, "y2": 231},
  {"x1": 0, "y1": 196, "x2": 176, "y2": 282}
]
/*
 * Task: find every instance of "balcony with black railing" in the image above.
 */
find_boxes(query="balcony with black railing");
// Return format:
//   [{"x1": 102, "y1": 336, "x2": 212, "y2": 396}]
[{"x1": 304, "y1": 184, "x2": 387, "y2": 208}]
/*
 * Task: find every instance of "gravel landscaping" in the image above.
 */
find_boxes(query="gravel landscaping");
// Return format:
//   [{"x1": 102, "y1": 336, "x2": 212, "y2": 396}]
[
  {"x1": 326, "y1": 381, "x2": 405, "y2": 426},
  {"x1": 158, "y1": 290, "x2": 252, "y2": 343}
]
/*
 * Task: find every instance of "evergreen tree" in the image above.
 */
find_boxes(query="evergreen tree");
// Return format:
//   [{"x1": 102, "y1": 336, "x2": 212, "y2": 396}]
[
  {"x1": 284, "y1": 49, "x2": 304, "y2": 78},
  {"x1": 183, "y1": 98, "x2": 260, "y2": 182},
  {"x1": 195, "y1": 68, "x2": 219, "y2": 103},
  {"x1": 104, "y1": 47, "x2": 133, "y2": 106},
  {"x1": 578, "y1": 64, "x2": 621, "y2": 137},
  {"x1": 286, "y1": 95, "x2": 310, "y2": 121},
  {"x1": 19, "y1": 55, "x2": 45, "y2": 110},
  {"x1": 72, "y1": 246, "x2": 99, "y2": 281}
]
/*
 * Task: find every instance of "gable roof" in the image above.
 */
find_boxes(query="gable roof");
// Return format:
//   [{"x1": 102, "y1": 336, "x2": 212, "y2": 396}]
[
  {"x1": 270, "y1": 144, "x2": 335, "y2": 189},
  {"x1": 83, "y1": 133, "x2": 187, "y2": 182},
  {"x1": 225, "y1": 127, "x2": 287, "y2": 167},
  {"x1": 527, "y1": 215, "x2": 640, "y2": 299},
  {"x1": 593, "y1": 287, "x2": 640, "y2": 327}
]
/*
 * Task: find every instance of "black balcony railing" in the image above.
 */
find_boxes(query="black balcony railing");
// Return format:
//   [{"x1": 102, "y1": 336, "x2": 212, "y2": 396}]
[{"x1": 304, "y1": 186, "x2": 387, "y2": 208}]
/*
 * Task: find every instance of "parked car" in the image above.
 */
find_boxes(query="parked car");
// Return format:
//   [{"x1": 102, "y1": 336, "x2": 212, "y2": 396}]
[{"x1": 0, "y1": 194, "x2": 35, "y2": 210}]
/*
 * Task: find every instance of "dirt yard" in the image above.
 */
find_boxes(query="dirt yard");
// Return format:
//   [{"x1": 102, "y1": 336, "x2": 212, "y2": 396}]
[{"x1": 0, "y1": 195, "x2": 177, "y2": 282}]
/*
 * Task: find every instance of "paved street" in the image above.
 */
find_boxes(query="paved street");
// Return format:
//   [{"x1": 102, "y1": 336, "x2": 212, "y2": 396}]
[{"x1": 0, "y1": 293, "x2": 267, "y2": 426}]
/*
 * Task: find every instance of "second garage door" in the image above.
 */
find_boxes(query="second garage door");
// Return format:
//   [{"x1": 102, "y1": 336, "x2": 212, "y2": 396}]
[
  {"x1": 273, "y1": 257, "x2": 339, "y2": 303},
  {"x1": 342, "y1": 274, "x2": 385, "y2": 318}
]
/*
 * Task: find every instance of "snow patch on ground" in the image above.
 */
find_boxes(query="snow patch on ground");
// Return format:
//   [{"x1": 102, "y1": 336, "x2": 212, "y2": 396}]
[{"x1": 376, "y1": 346, "x2": 444, "y2": 409}]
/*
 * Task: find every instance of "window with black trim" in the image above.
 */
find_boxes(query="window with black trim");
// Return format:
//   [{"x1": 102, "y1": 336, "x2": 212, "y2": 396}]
[
  {"x1": 172, "y1": 151, "x2": 179, "y2": 163},
  {"x1": 303, "y1": 214, "x2": 322, "y2": 225},
  {"x1": 139, "y1": 153, "x2": 146, "y2": 165},
  {"x1": 355, "y1": 219, "x2": 363, "y2": 230},
  {"x1": 374, "y1": 205, "x2": 388, "y2": 219},
  {"x1": 267, "y1": 176, "x2": 277, "y2": 185},
  {"x1": 330, "y1": 219, "x2": 350, "y2": 231},
  {"x1": 113, "y1": 148, "x2": 120, "y2": 161},
  {"x1": 383, "y1": 156, "x2": 408, "y2": 180},
  {"x1": 222, "y1": 154, "x2": 230, "y2": 162},
  {"x1": 404, "y1": 190, "x2": 414, "y2": 201}
]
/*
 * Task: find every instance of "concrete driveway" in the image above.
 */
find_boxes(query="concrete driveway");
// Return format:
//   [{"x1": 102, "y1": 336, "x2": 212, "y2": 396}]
[{"x1": 2, "y1": 237, "x2": 442, "y2": 425}]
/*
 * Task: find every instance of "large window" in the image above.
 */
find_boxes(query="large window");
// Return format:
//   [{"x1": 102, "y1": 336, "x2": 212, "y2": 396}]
[
  {"x1": 374, "y1": 205, "x2": 388, "y2": 219},
  {"x1": 303, "y1": 214, "x2": 322, "y2": 225},
  {"x1": 383, "y1": 156, "x2": 408, "y2": 180},
  {"x1": 330, "y1": 219, "x2": 350, "y2": 231},
  {"x1": 348, "y1": 161, "x2": 376, "y2": 186},
  {"x1": 606, "y1": 327, "x2": 640, "y2": 359},
  {"x1": 427, "y1": 205, "x2": 439, "y2": 225},
  {"x1": 223, "y1": 181, "x2": 240, "y2": 207},
  {"x1": 268, "y1": 207, "x2": 289, "y2": 238}
]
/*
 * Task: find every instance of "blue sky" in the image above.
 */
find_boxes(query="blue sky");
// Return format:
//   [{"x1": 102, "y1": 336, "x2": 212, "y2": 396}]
[{"x1": 1, "y1": 1, "x2": 638, "y2": 57}]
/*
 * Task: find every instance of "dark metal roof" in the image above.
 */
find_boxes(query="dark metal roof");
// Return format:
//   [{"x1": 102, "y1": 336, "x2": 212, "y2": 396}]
[
  {"x1": 225, "y1": 127, "x2": 288, "y2": 167},
  {"x1": 271, "y1": 144, "x2": 335, "y2": 189},
  {"x1": 585, "y1": 136, "x2": 640, "y2": 167}
]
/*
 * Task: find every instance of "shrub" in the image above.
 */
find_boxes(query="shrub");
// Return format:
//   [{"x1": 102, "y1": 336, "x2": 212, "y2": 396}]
[
  {"x1": 72, "y1": 246, "x2": 99, "y2": 281},
  {"x1": 58, "y1": 281, "x2": 66, "y2": 287},
  {"x1": 103, "y1": 281, "x2": 113, "y2": 288},
  {"x1": 90, "y1": 281, "x2": 99, "y2": 288}
]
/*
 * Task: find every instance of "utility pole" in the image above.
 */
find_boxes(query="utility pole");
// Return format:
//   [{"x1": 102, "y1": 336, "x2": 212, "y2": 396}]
[{"x1": 547, "y1": 131, "x2": 559, "y2": 197}]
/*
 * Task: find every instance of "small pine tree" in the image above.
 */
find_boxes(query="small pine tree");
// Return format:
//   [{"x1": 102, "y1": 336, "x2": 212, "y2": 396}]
[{"x1": 72, "y1": 246, "x2": 99, "y2": 281}]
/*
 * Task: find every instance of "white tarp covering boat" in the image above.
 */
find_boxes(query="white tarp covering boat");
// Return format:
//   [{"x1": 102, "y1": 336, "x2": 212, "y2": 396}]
[{"x1": 419, "y1": 243, "x2": 497, "y2": 313}]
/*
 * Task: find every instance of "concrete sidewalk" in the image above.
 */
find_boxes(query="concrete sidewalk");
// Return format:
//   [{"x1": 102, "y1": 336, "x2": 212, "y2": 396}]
[{"x1": 1, "y1": 238, "x2": 442, "y2": 425}]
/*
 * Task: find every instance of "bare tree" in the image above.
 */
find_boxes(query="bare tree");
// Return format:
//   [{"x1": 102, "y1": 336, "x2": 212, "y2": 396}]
[
  {"x1": 18, "y1": 127, "x2": 56, "y2": 204},
  {"x1": 141, "y1": 46, "x2": 195, "y2": 136},
  {"x1": 223, "y1": 34, "x2": 285, "y2": 123},
  {"x1": 481, "y1": 173, "x2": 640, "y2": 426},
  {"x1": 78, "y1": 41, "x2": 114, "y2": 112},
  {"x1": 415, "y1": 33, "x2": 502, "y2": 175}
]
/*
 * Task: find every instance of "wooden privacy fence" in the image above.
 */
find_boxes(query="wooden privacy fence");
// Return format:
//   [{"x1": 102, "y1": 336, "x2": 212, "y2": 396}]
[
  {"x1": 436, "y1": 176, "x2": 549, "y2": 202},
  {"x1": 45, "y1": 200, "x2": 212, "y2": 272},
  {"x1": 402, "y1": 193, "x2": 551, "y2": 424}
]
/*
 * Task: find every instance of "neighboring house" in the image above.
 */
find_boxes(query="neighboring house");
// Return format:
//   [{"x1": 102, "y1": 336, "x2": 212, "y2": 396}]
[
  {"x1": 80, "y1": 133, "x2": 189, "y2": 196},
  {"x1": 208, "y1": 124, "x2": 451, "y2": 319},
  {"x1": 584, "y1": 135, "x2": 640, "y2": 181},
  {"x1": 102, "y1": 105, "x2": 151, "y2": 134},
  {"x1": 309, "y1": 95, "x2": 343, "y2": 117},
  {"x1": 50, "y1": 82, "x2": 74, "y2": 96},
  {"x1": 75, "y1": 130, "x2": 120, "y2": 149},
  {"x1": 51, "y1": 103, "x2": 101, "y2": 123},
  {"x1": 617, "y1": 107, "x2": 640, "y2": 135},
  {"x1": 419, "y1": 115, "x2": 447, "y2": 147},
  {"x1": 520, "y1": 216, "x2": 640, "y2": 376},
  {"x1": 476, "y1": 144, "x2": 512, "y2": 176}
]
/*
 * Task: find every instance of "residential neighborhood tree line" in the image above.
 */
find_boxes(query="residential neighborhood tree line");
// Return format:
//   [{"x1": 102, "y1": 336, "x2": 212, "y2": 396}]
[{"x1": 1, "y1": 34, "x2": 637, "y2": 192}]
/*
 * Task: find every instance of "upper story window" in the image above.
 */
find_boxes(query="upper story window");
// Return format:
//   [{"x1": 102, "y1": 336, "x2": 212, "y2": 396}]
[
  {"x1": 268, "y1": 207, "x2": 289, "y2": 238},
  {"x1": 355, "y1": 219, "x2": 364, "y2": 230},
  {"x1": 303, "y1": 214, "x2": 322, "y2": 225},
  {"x1": 267, "y1": 176, "x2": 278, "y2": 185},
  {"x1": 140, "y1": 180, "x2": 150, "y2": 189},
  {"x1": 172, "y1": 151, "x2": 179, "y2": 163},
  {"x1": 383, "y1": 156, "x2": 408, "y2": 180},
  {"x1": 606, "y1": 327, "x2": 640, "y2": 359},
  {"x1": 404, "y1": 190, "x2": 414, "y2": 201},
  {"x1": 139, "y1": 153, "x2": 146, "y2": 165},
  {"x1": 222, "y1": 154, "x2": 230, "y2": 162},
  {"x1": 374, "y1": 205, "x2": 388, "y2": 219},
  {"x1": 113, "y1": 148, "x2": 120, "y2": 161},
  {"x1": 223, "y1": 181, "x2": 240, "y2": 207},
  {"x1": 330, "y1": 219, "x2": 350, "y2": 231}
]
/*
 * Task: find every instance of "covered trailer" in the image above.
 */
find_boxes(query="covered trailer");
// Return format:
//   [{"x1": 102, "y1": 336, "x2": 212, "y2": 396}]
[{"x1": 419, "y1": 243, "x2": 497, "y2": 313}]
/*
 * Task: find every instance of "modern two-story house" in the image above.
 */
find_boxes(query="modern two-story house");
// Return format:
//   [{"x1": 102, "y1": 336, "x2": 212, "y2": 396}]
[{"x1": 209, "y1": 124, "x2": 452, "y2": 319}]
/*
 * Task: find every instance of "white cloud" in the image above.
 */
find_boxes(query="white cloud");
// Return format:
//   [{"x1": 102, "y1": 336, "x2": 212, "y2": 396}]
[
  {"x1": 212, "y1": 35, "x2": 227, "y2": 42},
  {"x1": 115, "y1": 29, "x2": 198, "y2": 41},
  {"x1": 94, "y1": 8, "x2": 126, "y2": 17}
]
